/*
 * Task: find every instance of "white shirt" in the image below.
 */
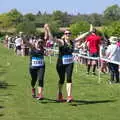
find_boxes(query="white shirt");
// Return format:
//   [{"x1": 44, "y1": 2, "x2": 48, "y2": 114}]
[
  {"x1": 15, "y1": 38, "x2": 22, "y2": 46},
  {"x1": 106, "y1": 44, "x2": 120, "y2": 62}
]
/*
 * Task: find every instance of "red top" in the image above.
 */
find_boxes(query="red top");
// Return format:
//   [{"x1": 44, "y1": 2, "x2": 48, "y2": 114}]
[{"x1": 86, "y1": 33, "x2": 101, "y2": 54}]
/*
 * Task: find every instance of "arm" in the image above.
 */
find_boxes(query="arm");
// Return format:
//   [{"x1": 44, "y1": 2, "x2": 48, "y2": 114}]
[
  {"x1": 75, "y1": 32, "x2": 91, "y2": 42},
  {"x1": 22, "y1": 36, "x2": 34, "y2": 49},
  {"x1": 44, "y1": 24, "x2": 53, "y2": 40},
  {"x1": 44, "y1": 24, "x2": 63, "y2": 46},
  {"x1": 75, "y1": 24, "x2": 93, "y2": 42}
]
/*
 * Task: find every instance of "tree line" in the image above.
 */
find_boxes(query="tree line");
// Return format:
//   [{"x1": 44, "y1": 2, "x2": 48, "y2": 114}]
[{"x1": 0, "y1": 4, "x2": 120, "y2": 37}]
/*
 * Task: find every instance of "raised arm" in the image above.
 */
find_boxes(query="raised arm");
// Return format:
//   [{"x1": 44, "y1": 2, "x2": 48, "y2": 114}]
[
  {"x1": 75, "y1": 32, "x2": 91, "y2": 42},
  {"x1": 22, "y1": 36, "x2": 34, "y2": 49},
  {"x1": 44, "y1": 24, "x2": 63, "y2": 45},
  {"x1": 74, "y1": 24, "x2": 93, "y2": 42},
  {"x1": 44, "y1": 24, "x2": 53, "y2": 40}
]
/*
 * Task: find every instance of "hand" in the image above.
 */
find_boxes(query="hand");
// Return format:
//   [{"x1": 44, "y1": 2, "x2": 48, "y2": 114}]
[
  {"x1": 90, "y1": 24, "x2": 93, "y2": 32},
  {"x1": 44, "y1": 24, "x2": 49, "y2": 31}
]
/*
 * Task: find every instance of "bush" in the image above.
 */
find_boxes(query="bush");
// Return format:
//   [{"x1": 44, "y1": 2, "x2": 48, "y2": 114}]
[
  {"x1": 70, "y1": 21, "x2": 90, "y2": 37},
  {"x1": 103, "y1": 21, "x2": 120, "y2": 37},
  {"x1": 16, "y1": 22, "x2": 36, "y2": 34}
]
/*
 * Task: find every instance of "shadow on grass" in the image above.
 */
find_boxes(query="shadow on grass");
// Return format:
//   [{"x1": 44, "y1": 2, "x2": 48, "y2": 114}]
[
  {"x1": 0, "y1": 106, "x2": 4, "y2": 109},
  {"x1": 37, "y1": 98, "x2": 57, "y2": 104},
  {"x1": 0, "y1": 93, "x2": 13, "y2": 96},
  {"x1": 0, "y1": 81, "x2": 16, "y2": 89},
  {"x1": 0, "y1": 114, "x2": 4, "y2": 117},
  {"x1": 0, "y1": 71, "x2": 7, "y2": 76},
  {"x1": 70, "y1": 99, "x2": 116, "y2": 106},
  {"x1": 37, "y1": 98, "x2": 116, "y2": 106}
]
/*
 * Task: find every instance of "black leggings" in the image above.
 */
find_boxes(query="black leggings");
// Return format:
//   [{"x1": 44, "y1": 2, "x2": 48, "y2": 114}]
[
  {"x1": 56, "y1": 63, "x2": 74, "y2": 84},
  {"x1": 108, "y1": 63, "x2": 119, "y2": 82},
  {"x1": 29, "y1": 66, "x2": 45, "y2": 87}
]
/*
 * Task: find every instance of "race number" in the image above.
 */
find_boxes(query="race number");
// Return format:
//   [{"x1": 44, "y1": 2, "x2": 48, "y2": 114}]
[
  {"x1": 62, "y1": 55, "x2": 73, "y2": 64},
  {"x1": 32, "y1": 57, "x2": 44, "y2": 67}
]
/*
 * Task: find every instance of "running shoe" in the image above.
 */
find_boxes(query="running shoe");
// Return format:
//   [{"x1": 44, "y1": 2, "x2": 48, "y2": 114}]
[
  {"x1": 56, "y1": 92, "x2": 65, "y2": 102},
  {"x1": 32, "y1": 88, "x2": 36, "y2": 98},
  {"x1": 66, "y1": 96, "x2": 73, "y2": 103},
  {"x1": 36, "y1": 93, "x2": 44, "y2": 100}
]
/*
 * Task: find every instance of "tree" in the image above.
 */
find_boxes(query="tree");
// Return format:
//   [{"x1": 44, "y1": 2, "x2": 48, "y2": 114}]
[
  {"x1": 87, "y1": 13, "x2": 103, "y2": 26},
  {"x1": 0, "y1": 14, "x2": 12, "y2": 29},
  {"x1": 103, "y1": 21, "x2": 120, "y2": 37},
  {"x1": 16, "y1": 22, "x2": 36, "y2": 34},
  {"x1": 24, "y1": 13, "x2": 35, "y2": 21},
  {"x1": 52, "y1": 10, "x2": 70, "y2": 27},
  {"x1": 70, "y1": 21, "x2": 90, "y2": 36},
  {"x1": 7, "y1": 9, "x2": 23, "y2": 26},
  {"x1": 36, "y1": 11, "x2": 42, "y2": 16},
  {"x1": 103, "y1": 4, "x2": 120, "y2": 21}
]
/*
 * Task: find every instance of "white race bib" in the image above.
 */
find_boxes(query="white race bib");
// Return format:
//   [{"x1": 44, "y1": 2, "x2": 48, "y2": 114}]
[
  {"x1": 62, "y1": 55, "x2": 73, "y2": 65},
  {"x1": 32, "y1": 57, "x2": 44, "y2": 67}
]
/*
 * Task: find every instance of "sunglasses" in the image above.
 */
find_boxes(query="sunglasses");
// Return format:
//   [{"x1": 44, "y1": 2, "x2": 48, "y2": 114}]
[{"x1": 65, "y1": 33, "x2": 71, "y2": 35}]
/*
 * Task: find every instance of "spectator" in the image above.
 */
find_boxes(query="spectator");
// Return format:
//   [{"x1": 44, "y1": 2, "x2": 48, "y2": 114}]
[
  {"x1": 106, "y1": 36, "x2": 120, "y2": 83},
  {"x1": 85, "y1": 26, "x2": 101, "y2": 75}
]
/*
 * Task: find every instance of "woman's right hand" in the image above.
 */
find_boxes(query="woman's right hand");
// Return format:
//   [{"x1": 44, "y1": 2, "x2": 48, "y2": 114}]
[{"x1": 44, "y1": 24, "x2": 49, "y2": 31}]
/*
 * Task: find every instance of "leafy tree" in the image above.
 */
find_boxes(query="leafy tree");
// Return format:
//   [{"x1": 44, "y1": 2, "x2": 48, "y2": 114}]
[
  {"x1": 87, "y1": 13, "x2": 103, "y2": 26},
  {"x1": 24, "y1": 13, "x2": 35, "y2": 21},
  {"x1": 52, "y1": 10, "x2": 71, "y2": 27},
  {"x1": 7, "y1": 9, "x2": 23, "y2": 26},
  {"x1": 16, "y1": 22, "x2": 36, "y2": 34},
  {"x1": 103, "y1": 21, "x2": 120, "y2": 37},
  {"x1": 0, "y1": 14, "x2": 12, "y2": 29},
  {"x1": 70, "y1": 21, "x2": 90, "y2": 36},
  {"x1": 103, "y1": 4, "x2": 120, "y2": 21}
]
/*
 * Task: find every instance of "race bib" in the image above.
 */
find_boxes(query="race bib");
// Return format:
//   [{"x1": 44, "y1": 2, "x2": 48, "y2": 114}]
[
  {"x1": 32, "y1": 57, "x2": 44, "y2": 67},
  {"x1": 62, "y1": 55, "x2": 73, "y2": 65}
]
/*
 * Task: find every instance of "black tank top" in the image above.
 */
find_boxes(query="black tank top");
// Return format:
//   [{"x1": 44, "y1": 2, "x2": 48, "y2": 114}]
[
  {"x1": 57, "y1": 40, "x2": 74, "y2": 64},
  {"x1": 30, "y1": 48, "x2": 45, "y2": 69}
]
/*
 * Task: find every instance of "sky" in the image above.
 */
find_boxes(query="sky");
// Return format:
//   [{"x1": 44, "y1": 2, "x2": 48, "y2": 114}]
[{"x1": 0, "y1": 0, "x2": 120, "y2": 14}]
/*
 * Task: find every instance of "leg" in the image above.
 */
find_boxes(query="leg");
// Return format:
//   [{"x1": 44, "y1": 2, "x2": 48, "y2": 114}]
[
  {"x1": 66, "y1": 63, "x2": 74, "y2": 102},
  {"x1": 56, "y1": 64, "x2": 65, "y2": 101},
  {"x1": 37, "y1": 66, "x2": 45, "y2": 99},
  {"x1": 109, "y1": 63, "x2": 115, "y2": 82},
  {"x1": 113, "y1": 64, "x2": 119, "y2": 83},
  {"x1": 29, "y1": 68, "x2": 38, "y2": 97},
  {"x1": 92, "y1": 60, "x2": 97, "y2": 75},
  {"x1": 87, "y1": 59, "x2": 92, "y2": 74}
]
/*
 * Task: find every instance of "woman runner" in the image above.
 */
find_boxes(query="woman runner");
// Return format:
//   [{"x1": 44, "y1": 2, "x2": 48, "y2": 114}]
[{"x1": 44, "y1": 24, "x2": 92, "y2": 102}]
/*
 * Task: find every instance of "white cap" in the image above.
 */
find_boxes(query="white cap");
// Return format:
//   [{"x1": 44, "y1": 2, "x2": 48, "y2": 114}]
[{"x1": 109, "y1": 36, "x2": 117, "y2": 44}]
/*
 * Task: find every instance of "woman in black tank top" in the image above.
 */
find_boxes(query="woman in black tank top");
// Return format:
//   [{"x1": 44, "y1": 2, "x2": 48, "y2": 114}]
[
  {"x1": 44, "y1": 24, "x2": 92, "y2": 102},
  {"x1": 23, "y1": 37, "x2": 46, "y2": 100}
]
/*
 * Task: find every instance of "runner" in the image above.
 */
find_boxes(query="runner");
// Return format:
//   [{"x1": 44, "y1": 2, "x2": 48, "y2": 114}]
[
  {"x1": 44, "y1": 24, "x2": 92, "y2": 102},
  {"x1": 23, "y1": 36, "x2": 46, "y2": 100}
]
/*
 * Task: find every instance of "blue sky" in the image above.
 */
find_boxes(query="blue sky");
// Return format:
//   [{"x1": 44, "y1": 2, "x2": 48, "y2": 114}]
[{"x1": 0, "y1": 0, "x2": 120, "y2": 14}]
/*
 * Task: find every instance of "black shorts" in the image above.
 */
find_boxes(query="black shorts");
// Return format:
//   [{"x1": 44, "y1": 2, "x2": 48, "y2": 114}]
[
  {"x1": 89, "y1": 52, "x2": 99, "y2": 57},
  {"x1": 16, "y1": 46, "x2": 21, "y2": 50}
]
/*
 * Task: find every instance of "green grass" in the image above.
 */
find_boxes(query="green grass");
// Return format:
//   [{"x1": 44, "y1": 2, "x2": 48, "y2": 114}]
[{"x1": 0, "y1": 44, "x2": 120, "y2": 120}]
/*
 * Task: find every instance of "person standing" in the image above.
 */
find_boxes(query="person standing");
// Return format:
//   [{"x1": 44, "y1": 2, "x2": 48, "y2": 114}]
[
  {"x1": 85, "y1": 27, "x2": 101, "y2": 75},
  {"x1": 23, "y1": 37, "x2": 46, "y2": 100},
  {"x1": 15, "y1": 36, "x2": 23, "y2": 56},
  {"x1": 44, "y1": 24, "x2": 92, "y2": 102},
  {"x1": 106, "y1": 36, "x2": 120, "y2": 83}
]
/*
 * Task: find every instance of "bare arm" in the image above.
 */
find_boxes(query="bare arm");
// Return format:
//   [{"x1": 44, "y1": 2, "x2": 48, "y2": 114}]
[
  {"x1": 44, "y1": 24, "x2": 63, "y2": 46},
  {"x1": 44, "y1": 24, "x2": 53, "y2": 40},
  {"x1": 22, "y1": 37, "x2": 34, "y2": 49},
  {"x1": 74, "y1": 32, "x2": 91, "y2": 42},
  {"x1": 74, "y1": 24, "x2": 93, "y2": 42}
]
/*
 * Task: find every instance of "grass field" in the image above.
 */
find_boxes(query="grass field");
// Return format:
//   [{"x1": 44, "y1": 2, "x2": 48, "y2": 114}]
[{"x1": 0, "y1": 44, "x2": 120, "y2": 120}]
